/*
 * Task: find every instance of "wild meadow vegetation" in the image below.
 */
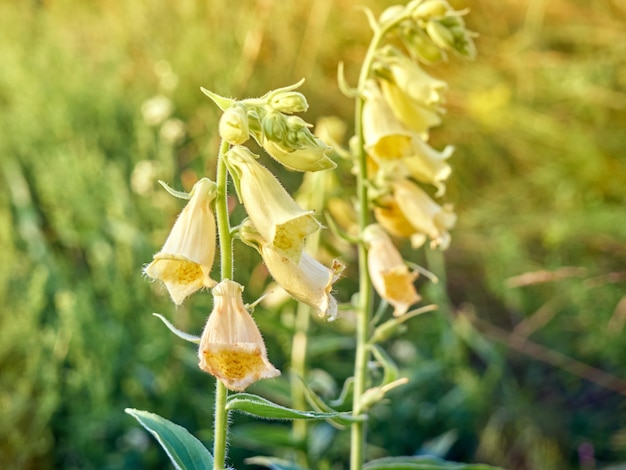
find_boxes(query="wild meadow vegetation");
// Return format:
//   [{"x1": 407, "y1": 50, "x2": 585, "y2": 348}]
[{"x1": 1, "y1": 0, "x2": 625, "y2": 469}]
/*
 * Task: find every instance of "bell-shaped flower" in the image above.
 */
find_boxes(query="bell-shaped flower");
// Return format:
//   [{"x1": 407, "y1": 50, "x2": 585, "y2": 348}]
[
  {"x1": 198, "y1": 279, "x2": 280, "y2": 391},
  {"x1": 402, "y1": 136, "x2": 453, "y2": 197},
  {"x1": 240, "y1": 219, "x2": 344, "y2": 320},
  {"x1": 364, "y1": 225, "x2": 421, "y2": 316},
  {"x1": 362, "y1": 80, "x2": 414, "y2": 160},
  {"x1": 380, "y1": 79, "x2": 443, "y2": 138},
  {"x1": 391, "y1": 178, "x2": 456, "y2": 249},
  {"x1": 377, "y1": 46, "x2": 448, "y2": 108},
  {"x1": 373, "y1": 195, "x2": 416, "y2": 239},
  {"x1": 374, "y1": 136, "x2": 453, "y2": 197},
  {"x1": 226, "y1": 146, "x2": 321, "y2": 262},
  {"x1": 260, "y1": 114, "x2": 336, "y2": 172},
  {"x1": 144, "y1": 178, "x2": 218, "y2": 304}
]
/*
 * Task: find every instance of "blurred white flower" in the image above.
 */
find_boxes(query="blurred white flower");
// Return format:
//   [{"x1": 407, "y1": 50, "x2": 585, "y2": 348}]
[{"x1": 141, "y1": 95, "x2": 172, "y2": 126}]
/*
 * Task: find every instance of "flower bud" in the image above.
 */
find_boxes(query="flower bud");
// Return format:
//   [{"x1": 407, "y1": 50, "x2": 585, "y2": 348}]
[
  {"x1": 261, "y1": 111, "x2": 288, "y2": 143},
  {"x1": 198, "y1": 279, "x2": 280, "y2": 391},
  {"x1": 144, "y1": 178, "x2": 217, "y2": 304},
  {"x1": 269, "y1": 91, "x2": 309, "y2": 114},
  {"x1": 219, "y1": 104, "x2": 250, "y2": 145},
  {"x1": 411, "y1": 0, "x2": 450, "y2": 19},
  {"x1": 379, "y1": 5, "x2": 405, "y2": 24},
  {"x1": 400, "y1": 24, "x2": 446, "y2": 64},
  {"x1": 425, "y1": 19, "x2": 456, "y2": 51}
]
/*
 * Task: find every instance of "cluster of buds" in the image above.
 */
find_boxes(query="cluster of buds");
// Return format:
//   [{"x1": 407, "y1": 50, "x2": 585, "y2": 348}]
[
  {"x1": 144, "y1": 81, "x2": 342, "y2": 391},
  {"x1": 202, "y1": 79, "x2": 336, "y2": 172},
  {"x1": 355, "y1": 0, "x2": 474, "y2": 313}
]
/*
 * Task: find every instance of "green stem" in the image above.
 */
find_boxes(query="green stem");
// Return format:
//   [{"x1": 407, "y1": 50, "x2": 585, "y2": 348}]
[
  {"x1": 350, "y1": 15, "x2": 408, "y2": 470},
  {"x1": 213, "y1": 138, "x2": 233, "y2": 470},
  {"x1": 290, "y1": 302, "x2": 311, "y2": 467}
]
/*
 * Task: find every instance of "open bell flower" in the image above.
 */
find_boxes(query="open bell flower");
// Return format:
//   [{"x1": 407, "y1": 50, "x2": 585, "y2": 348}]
[
  {"x1": 364, "y1": 224, "x2": 421, "y2": 316},
  {"x1": 226, "y1": 146, "x2": 321, "y2": 262},
  {"x1": 240, "y1": 220, "x2": 344, "y2": 320},
  {"x1": 391, "y1": 178, "x2": 456, "y2": 249},
  {"x1": 362, "y1": 80, "x2": 414, "y2": 160},
  {"x1": 144, "y1": 178, "x2": 217, "y2": 305},
  {"x1": 380, "y1": 78, "x2": 443, "y2": 138},
  {"x1": 198, "y1": 279, "x2": 280, "y2": 391},
  {"x1": 374, "y1": 136, "x2": 453, "y2": 197}
]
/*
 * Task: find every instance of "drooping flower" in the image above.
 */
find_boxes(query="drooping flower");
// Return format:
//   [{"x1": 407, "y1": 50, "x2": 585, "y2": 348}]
[
  {"x1": 373, "y1": 135, "x2": 453, "y2": 197},
  {"x1": 240, "y1": 219, "x2": 344, "y2": 320},
  {"x1": 144, "y1": 178, "x2": 217, "y2": 305},
  {"x1": 362, "y1": 80, "x2": 414, "y2": 160},
  {"x1": 390, "y1": 178, "x2": 456, "y2": 249},
  {"x1": 198, "y1": 279, "x2": 280, "y2": 391},
  {"x1": 226, "y1": 145, "x2": 320, "y2": 262},
  {"x1": 364, "y1": 224, "x2": 421, "y2": 317}
]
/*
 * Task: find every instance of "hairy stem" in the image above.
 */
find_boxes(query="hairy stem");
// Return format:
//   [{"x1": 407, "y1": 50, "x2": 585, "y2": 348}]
[
  {"x1": 213, "y1": 138, "x2": 233, "y2": 470},
  {"x1": 350, "y1": 14, "x2": 408, "y2": 470}
]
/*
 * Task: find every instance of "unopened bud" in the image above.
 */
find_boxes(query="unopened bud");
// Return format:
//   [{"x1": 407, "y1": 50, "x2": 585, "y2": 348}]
[
  {"x1": 412, "y1": 0, "x2": 450, "y2": 19},
  {"x1": 425, "y1": 19, "x2": 456, "y2": 51},
  {"x1": 379, "y1": 5, "x2": 405, "y2": 24},
  {"x1": 219, "y1": 105, "x2": 249, "y2": 145},
  {"x1": 261, "y1": 111, "x2": 288, "y2": 143},
  {"x1": 269, "y1": 91, "x2": 309, "y2": 114}
]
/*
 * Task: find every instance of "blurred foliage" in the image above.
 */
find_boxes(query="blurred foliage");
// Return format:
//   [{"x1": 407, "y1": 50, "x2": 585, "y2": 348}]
[{"x1": 0, "y1": 0, "x2": 624, "y2": 469}]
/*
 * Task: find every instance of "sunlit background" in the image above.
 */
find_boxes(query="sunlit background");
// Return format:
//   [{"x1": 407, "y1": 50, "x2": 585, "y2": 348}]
[{"x1": 1, "y1": 0, "x2": 625, "y2": 469}]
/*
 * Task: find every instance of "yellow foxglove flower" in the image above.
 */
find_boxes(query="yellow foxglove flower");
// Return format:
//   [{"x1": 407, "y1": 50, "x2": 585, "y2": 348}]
[
  {"x1": 226, "y1": 146, "x2": 320, "y2": 262},
  {"x1": 378, "y1": 47, "x2": 448, "y2": 108},
  {"x1": 144, "y1": 178, "x2": 217, "y2": 304},
  {"x1": 362, "y1": 80, "x2": 414, "y2": 160},
  {"x1": 198, "y1": 279, "x2": 280, "y2": 391},
  {"x1": 380, "y1": 78, "x2": 443, "y2": 138},
  {"x1": 374, "y1": 195, "x2": 416, "y2": 239},
  {"x1": 241, "y1": 220, "x2": 344, "y2": 320},
  {"x1": 402, "y1": 136, "x2": 453, "y2": 197},
  {"x1": 364, "y1": 225, "x2": 421, "y2": 317},
  {"x1": 392, "y1": 178, "x2": 456, "y2": 249}
]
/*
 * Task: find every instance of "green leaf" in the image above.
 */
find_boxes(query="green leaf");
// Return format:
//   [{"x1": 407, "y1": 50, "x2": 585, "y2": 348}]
[
  {"x1": 125, "y1": 408, "x2": 213, "y2": 470},
  {"x1": 226, "y1": 393, "x2": 361, "y2": 425},
  {"x1": 363, "y1": 456, "x2": 506, "y2": 470},
  {"x1": 245, "y1": 456, "x2": 308, "y2": 470}
]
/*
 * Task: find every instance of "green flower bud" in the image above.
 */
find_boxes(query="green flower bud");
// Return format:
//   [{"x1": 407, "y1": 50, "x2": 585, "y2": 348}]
[
  {"x1": 219, "y1": 104, "x2": 250, "y2": 145},
  {"x1": 425, "y1": 19, "x2": 456, "y2": 51},
  {"x1": 411, "y1": 0, "x2": 450, "y2": 19},
  {"x1": 400, "y1": 24, "x2": 445, "y2": 64},
  {"x1": 261, "y1": 111, "x2": 288, "y2": 143},
  {"x1": 269, "y1": 91, "x2": 309, "y2": 114}
]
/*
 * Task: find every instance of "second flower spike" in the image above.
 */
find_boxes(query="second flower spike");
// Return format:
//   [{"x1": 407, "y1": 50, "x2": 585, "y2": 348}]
[{"x1": 144, "y1": 178, "x2": 218, "y2": 305}]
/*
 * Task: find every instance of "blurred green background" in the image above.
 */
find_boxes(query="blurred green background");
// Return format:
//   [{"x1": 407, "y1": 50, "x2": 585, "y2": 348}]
[{"x1": 1, "y1": 0, "x2": 625, "y2": 469}]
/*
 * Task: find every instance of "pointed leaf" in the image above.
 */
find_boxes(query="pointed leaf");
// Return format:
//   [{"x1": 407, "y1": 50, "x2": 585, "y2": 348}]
[
  {"x1": 226, "y1": 393, "x2": 362, "y2": 425},
  {"x1": 125, "y1": 408, "x2": 213, "y2": 470},
  {"x1": 245, "y1": 456, "x2": 308, "y2": 470},
  {"x1": 363, "y1": 456, "x2": 506, "y2": 470}
]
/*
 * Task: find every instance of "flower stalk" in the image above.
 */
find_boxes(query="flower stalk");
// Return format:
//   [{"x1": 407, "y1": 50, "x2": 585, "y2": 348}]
[{"x1": 213, "y1": 138, "x2": 233, "y2": 470}]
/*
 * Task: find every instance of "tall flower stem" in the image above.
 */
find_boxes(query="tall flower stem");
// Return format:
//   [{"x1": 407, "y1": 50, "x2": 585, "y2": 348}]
[
  {"x1": 213, "y1": 138, "x2": 233, "y2": 470},
  {"x1": 350, "y1": 14, "x2": 407, "y2": 470}
]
